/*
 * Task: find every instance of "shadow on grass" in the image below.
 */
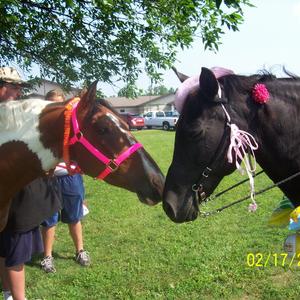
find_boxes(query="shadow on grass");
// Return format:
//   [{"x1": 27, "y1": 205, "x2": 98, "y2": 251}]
[{"x1": 27, "y1": 251, "x2": 75, "y2": 269}]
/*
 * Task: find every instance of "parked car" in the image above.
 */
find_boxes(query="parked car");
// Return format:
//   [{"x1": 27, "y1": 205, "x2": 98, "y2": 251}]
[
  {"x1": 144, "y1": 111, "x2": 178, "y2": 130},
  {"x1": 120, "y1": 113, "x2": 145, "y2": 130},
  {"x1": 165, "y1": 111, "x2": 180, "y2": 117}
]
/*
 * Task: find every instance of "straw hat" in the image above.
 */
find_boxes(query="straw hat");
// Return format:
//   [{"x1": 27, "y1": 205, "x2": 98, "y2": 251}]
[{"x1": 0, "y1": 67, "x2": 29, "y2": 86}]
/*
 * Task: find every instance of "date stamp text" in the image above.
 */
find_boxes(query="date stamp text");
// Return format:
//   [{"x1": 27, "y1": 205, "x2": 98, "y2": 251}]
[{"x1": 246, "y1": 252, "x2": 300, "y2": 267}]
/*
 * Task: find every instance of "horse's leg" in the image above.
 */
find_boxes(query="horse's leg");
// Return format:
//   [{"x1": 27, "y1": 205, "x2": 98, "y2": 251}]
[{"x1": 0, "y1": 195, "x2": 11, "y2": 232}]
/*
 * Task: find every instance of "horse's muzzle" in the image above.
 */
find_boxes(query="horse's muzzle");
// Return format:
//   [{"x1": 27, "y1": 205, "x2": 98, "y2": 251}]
[
  {"x1": 137, "y1": 173, "x2": 165, "y2": 206},
  {"x1": 162, "y1": 190, "x2": 199, "y2": 223}
]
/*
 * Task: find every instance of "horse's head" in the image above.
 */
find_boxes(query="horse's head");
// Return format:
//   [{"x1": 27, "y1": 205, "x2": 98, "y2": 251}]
[
  {"x1": 163, "y1": 68, "x2": 237, "y2": 222},
  {"x1": 69, "y1": 82, "x2": 165, "y2": 206}
]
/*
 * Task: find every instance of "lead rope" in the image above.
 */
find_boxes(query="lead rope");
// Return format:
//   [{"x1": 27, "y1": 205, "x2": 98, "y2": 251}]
[
  {"x1": 220, "y1": 104, "x2": 259, "y2": 211},
  {"x1": 199, "y1": 170, "x2": 300, "y2": 217}
]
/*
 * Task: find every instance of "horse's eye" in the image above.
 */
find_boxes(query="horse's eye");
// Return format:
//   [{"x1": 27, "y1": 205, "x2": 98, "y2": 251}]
[
  {"x1": 187, "y1": 129, "x2": 204, "y2": 141},
  {"x1": 97, "y1": 127, "x2": 109, "y2": 135}
]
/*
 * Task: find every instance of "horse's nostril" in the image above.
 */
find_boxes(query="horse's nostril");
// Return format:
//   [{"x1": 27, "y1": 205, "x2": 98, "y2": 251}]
[{"x1": 163, "y1": 201, "x2": 176, "y2": 219}]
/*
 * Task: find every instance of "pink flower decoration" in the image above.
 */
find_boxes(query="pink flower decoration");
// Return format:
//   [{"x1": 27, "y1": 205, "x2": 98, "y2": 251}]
[
  {"x1": 248, "y1": 202, "x2": 258, "y2": 212},
  {"x1": 252, "y1": 83, "x2": 270, "y2": 104}
]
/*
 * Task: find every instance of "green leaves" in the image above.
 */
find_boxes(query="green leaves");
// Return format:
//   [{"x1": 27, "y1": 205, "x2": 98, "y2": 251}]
[{"x1": 0, "y1": 0, "x2": 252, "y2": 89}]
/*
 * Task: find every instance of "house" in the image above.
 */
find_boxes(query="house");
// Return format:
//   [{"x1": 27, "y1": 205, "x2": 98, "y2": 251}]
[
  {"x1": 28, "y1": 79, "x2": 176, "y2": 114},
  {"x1": 107, "y1": 93, "x2": 176, "y2": 115},
  {"x1": 28, "y1": 79, "x2": 81, "y2": 99}
]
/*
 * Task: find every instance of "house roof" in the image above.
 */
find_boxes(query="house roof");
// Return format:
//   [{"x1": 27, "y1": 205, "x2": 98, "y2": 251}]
[
  {"x1": 106, "y1": 94, "x2": 174, "y2": 108},
  {"x1": 37, "y1": 79, "x2": 82, "y2": 94},
  {"x1": 27, "y1": 78, "x2": 82, "y2": 99}
]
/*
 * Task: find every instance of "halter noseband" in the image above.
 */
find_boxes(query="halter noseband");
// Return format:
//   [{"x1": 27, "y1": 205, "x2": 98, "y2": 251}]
[{"x1": 64, "y1": 99, "x2": 143, "y2": 180}]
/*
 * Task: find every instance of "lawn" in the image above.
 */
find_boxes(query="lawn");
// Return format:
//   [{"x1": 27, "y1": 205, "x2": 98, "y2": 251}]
[{"x1": 26, "y1": 130, "x2": 300, "y2": 299}]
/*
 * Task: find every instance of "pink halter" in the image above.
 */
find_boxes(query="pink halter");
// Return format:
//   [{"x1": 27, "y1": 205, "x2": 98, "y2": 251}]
[{"x1": 68, "y1": 101, "x2": 143, "y2": 180}]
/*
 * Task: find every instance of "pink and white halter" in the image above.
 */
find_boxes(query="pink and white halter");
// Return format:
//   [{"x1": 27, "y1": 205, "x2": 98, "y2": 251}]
[{"x1": 175, "y1": 67, "x2": 259, "y2": 211}]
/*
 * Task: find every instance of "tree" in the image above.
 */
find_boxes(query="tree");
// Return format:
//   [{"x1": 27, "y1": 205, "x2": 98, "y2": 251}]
[
  {"x1": 117, "y1": 84, "x2": 144, "y2": 98},
  {"x1": 0, "y1": 0, "x2": 253, "y2": 90},
  {"x1": 145, "y1": 85, "x2": 174, "y2": 96},
  {"x1": 117, "y1": 84, "x2": 174, "y2": 97}
]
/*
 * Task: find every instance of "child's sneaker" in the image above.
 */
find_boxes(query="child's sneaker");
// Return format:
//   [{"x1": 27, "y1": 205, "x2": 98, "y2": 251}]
[
  {"x1": 41, "y1": 256, "x2": 56, "y2": 273},
  {"x1": 3, "y1": 290, "x2": 13, "y2": 300},
  {"x1": 83, "y1": 203, "x2": 89, "y2": 216},
  {"x1": 75, "y1": 250, "x2": 91, "y2": 266}
]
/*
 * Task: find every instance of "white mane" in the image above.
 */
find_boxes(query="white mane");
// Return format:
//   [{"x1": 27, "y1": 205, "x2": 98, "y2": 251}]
[
  {"x1": 0, "y1": 98, "x2": 58, "y2": 171},
  {"x1": 0, "y1": 98, "x2": 51, "y2": 130}
]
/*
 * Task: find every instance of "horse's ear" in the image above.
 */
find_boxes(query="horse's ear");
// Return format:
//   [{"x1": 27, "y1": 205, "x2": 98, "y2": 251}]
[
  {"x1": 199, "y1": 67, "x2": 219, "y2": 101},
  {"x1": 172, "y1": 66, "x2": 189, "y2": 83},
  {"x1": 78, "y1": 80, "x2": 98, "y2": 111}
]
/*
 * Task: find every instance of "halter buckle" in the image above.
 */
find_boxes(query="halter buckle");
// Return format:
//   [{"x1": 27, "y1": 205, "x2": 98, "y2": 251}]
[
  {"x1": 202, "y1": 167, "x2": 212, "y2": 178},
  {"x1": 200, "y1": 191, "x2": 206, "y2": 201},
  {"x1": 75, "y1": 131, "x2": 83, "y2": 141},
  {"x1": 192, "y1": 184, "x2": 203, "y2": 192},
  {"x1": 107, "y1": 160, "x2": 119, "y2": 172},
  {"x1": 192, "y1": 184, "x2": 206, "y2": 204}
]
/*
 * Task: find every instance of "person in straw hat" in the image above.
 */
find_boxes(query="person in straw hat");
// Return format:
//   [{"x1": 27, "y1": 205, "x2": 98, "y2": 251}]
[
  {"x1": 0, "y1": 67, "x2": 29, "y2": 101},
  {"x1": 0, "y1": 67, "x2": 61, "y2": 300}
]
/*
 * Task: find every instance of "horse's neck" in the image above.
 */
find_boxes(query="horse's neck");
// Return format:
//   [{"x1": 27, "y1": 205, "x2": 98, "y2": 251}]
[
  {"x1": 256, "y1": 144, "x2": 300, "y2": 206},
  {"x1": 37, "y1": 101, "x2": 66, "y2": 169},
  {"x1": 249, "y1": 85, "x2": 300, "y2": 204},
  {"x1": 225, "y1": 78, "x2": 300, "y2": 204}
]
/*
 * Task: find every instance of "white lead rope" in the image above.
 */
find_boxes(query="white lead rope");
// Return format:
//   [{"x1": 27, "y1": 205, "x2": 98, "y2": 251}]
[{"x1": 221, "y1": 104, "x2": 259, "y2": 211}]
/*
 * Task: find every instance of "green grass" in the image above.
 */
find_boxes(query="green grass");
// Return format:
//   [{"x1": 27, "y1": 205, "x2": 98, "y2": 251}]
[{"x1": 26, "y1": 130, "x2": 300, "y2": 299}]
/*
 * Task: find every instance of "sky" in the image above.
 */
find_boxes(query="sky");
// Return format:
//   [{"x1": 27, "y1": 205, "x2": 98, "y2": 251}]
[{"x1": 101, "y1": 0, "x2": 300, "y2": 96}]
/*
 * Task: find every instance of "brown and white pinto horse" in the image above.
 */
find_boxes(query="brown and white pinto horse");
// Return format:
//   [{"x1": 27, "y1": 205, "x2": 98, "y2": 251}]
[{"x1": 0, "y1": 81, "x2": 165, "y2": 231}]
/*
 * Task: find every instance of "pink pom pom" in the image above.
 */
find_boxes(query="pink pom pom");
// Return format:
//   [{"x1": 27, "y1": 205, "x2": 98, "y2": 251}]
[
  {"x1": 248, "y1": 202, "x2": 258, "y2": 212},
  {"x1": 252, "y1": 83, "x2": 270, "y2": 104}
]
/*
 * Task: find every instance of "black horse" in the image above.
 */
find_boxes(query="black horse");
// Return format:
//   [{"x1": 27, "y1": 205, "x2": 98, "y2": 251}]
[{"x1": 163, "y1": 67, "x2": 300, "y2": 223}]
